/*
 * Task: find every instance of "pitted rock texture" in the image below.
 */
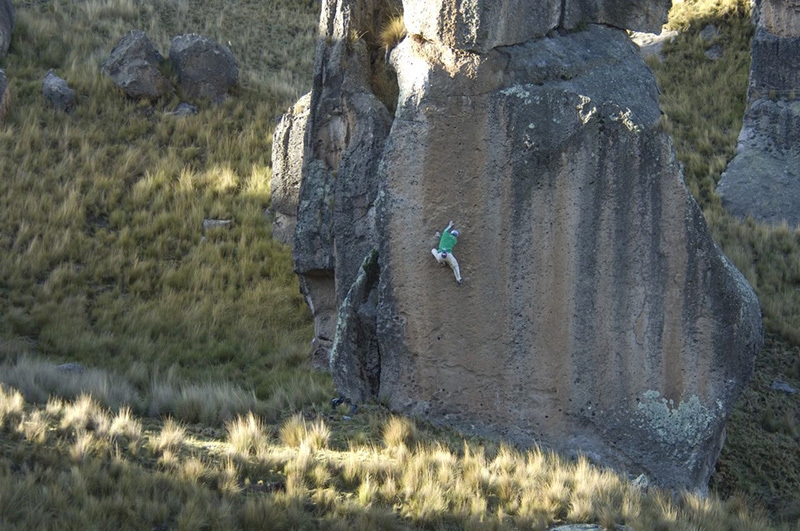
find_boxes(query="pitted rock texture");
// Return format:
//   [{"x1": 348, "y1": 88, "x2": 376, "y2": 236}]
[
  {"x1": 373, "y1": 25, "x2": 762, "y2": 492},
  {"x1": 403, "y1": 0, "x2": 670, "y2": 52},
  {"x1": 718, "y1": 0, "x2": 800, "y2": 225},
  {"x1": 102, "y1": 31, "x2": 173, "y2": 100}
]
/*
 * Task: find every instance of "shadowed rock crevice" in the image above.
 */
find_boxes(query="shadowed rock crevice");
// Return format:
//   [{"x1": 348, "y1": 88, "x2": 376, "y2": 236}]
[{"x1": 330, "y1": 249, "x2": 381, "y2": 402}]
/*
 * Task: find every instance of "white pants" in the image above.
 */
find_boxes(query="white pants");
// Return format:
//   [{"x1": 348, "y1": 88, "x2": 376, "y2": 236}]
[{"x1": 432, "y1": 248, "x2": 462, "y2": 282}]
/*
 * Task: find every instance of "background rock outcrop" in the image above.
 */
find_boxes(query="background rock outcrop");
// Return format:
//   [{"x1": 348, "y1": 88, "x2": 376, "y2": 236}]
[
  {"x1": 102, "y1": 31, "x2": 173, "y2": 100},
  {"x1": 274, "y1": 0, "x2": 763, "y2": 491},
  {"x1": 0, "y1": 0, "x2": 13, "y2": 59},
  {"x1": 0, "y1": 69, "x2": 8, "y2": 123},
  {"x1": 271, "y1": 92, "x2": 311, "y2": 246},
  {"x1": 717, "y1": 0, "x2": 800, "y2": 225}
]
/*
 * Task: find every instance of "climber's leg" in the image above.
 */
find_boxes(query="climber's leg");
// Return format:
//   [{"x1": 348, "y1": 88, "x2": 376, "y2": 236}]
[{"x1": 444, "y1": 253, "x2": 462, "y2": 283}]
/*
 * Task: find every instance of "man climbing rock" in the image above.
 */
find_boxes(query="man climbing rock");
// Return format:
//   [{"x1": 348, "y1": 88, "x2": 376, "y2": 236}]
[{"x1": 431, "y1": 220, "x2": 462, "y2": 284}]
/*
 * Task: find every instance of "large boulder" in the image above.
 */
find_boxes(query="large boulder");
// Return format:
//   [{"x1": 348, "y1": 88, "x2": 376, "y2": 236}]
[
  {"x1": 42, "y1": 70, "x2": 75, "y2": 113},
  {"x1": 282, "y1": 0, "x2": 763, "y2": 492},
  {"x1": 372, "y1": 25, "x2": 762, "y2": 492},
  {"x1": 0, "y1": 0, "x2": 13, "y2": 59},
  {"x1": 102, "y1": 30, "x2": 173, "y2": 100},
  {"x1": 169, "y1": 34, "x2": 238, "y2": 103},
  {"x1": 717, "y1": 0, "x2": 800, "y2": 225}
]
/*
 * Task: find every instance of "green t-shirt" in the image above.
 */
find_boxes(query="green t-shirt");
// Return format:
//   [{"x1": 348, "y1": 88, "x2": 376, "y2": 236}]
[{"x1": 438, "y1": 231, "x2": 457, "y2": 253}]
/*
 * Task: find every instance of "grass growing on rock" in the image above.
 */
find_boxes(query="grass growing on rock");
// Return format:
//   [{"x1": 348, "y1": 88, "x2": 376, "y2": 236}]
[{"x1": 0, "y1": 0, "x2": 798, "y2": 528}]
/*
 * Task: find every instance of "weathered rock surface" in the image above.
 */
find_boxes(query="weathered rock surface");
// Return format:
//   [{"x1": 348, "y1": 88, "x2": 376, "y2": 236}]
[
  {"x1": 102, "y1": 30, "x2": 173, "y2": 100},
  {"x1": 371, "y1": 24, "x2": 762, "y2": 492},
  {"x1": 629, "y1": 29, "x2": 678, "y2": 61},
  {"x1": 42, "y1": 70, "x2": 75, "y2": 113},
  {"x1": 271, "y1": 92, "x2": 311, "y2": 246},
  {"x1": 281, "y1": 0, "x2": 763, "y2": 492},
  {"x1": 0, "y1": 69, "x2": 8, "y2": 123},
  {"x1": 718, "y1": 0, "x2": 800, "y2": 225},
  {"x1": 171, "y1": 102, "x2": 198, "y2": 116},
  {"x1": 272, "y1": 0, "x2": 396, "y2": 366},
  {"x1": 0, "y1": 0, "x2": 13, "y2": 59},
  {"x1": 169, "y1": 34, "x2": 238, "y2": 103},
  {"x1": 403, "y1": 0, "x2": 671, "y2": 52}
]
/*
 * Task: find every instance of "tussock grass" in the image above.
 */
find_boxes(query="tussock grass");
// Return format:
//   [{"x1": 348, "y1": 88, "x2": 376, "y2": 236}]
[
  {"x1": 279, "y1": 413, "x2": 330, "y2": 450},
  {"x1": 0, "y1": 356, "x2": 140, "y2": 410},
  {"x1": 379, "y1": 15, "x2": 406, "y2": 53},
  {"x1": 382, "y1": 415, "x2": 418, "y2": 449},
  {"x1": 0, "y1": 384, "x2": 25, "y2": 429},
  {"x1": 226, "y1": 411, "x2": 270, "y2": 457},
  {"x1": 0, "y1": 394, "x2": 790, "y2": 529}
]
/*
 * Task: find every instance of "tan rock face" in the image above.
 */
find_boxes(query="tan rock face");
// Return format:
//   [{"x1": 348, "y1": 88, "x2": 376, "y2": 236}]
[{"x1": 375, "y1": 26, "x2": 762, "y2": 491}]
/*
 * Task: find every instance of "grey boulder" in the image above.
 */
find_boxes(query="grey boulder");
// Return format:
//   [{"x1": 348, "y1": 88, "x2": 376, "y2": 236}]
[
  {"x1": 42, "y1": 70, "x2": 76, "y2": 113},
  {"x1": 169, "y1": 34, "x2": 238, "y2": 103},
  {"x1": 102, "y1": 30, "x2": 173, "y2": 100}
]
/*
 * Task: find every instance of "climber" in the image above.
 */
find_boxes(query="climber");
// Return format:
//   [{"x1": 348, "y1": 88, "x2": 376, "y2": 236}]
[{"x1": 431, "y1": 220, "x2": 462, "y2": 284}]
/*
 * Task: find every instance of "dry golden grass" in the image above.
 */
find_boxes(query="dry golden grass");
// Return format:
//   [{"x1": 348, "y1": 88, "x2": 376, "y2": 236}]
[
  {"x1": 379, "y1": 15, "x2": 406, "y2": 52},
  {"x1": 1, "y1": 389, "x2": 793, "y2": 529},
  {"x1": 226, "y1": 411, "x2": 271, "y2": 457}
]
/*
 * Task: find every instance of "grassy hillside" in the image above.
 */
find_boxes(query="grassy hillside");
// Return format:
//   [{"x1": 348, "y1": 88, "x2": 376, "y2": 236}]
[
  {"x1": 0, "y1": 0, "x2": 798, "y2": 528},
  {"x1": 0, "y1": 0, "x2": 323, "y2": 410}
]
